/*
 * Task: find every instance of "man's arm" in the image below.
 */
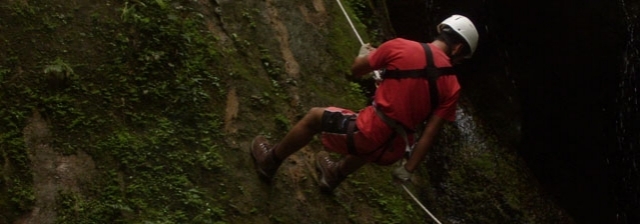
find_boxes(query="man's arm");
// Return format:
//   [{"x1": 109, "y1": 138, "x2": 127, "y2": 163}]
[
  {"x1": 404, "y1": 114, "x2": 447, "y2": 172},
  {"x1": 349, "y1": 44, "x2": 377, "y2": 78},
  {"x1": 350, "y1": 55, "x2": 373, "y2": 78}
]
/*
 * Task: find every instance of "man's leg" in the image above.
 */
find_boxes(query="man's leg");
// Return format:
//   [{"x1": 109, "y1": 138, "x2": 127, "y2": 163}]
[
  {"x1": 316, "y1": 153, "x2": 367, "y2": 193},
  {"x1": 273, "y1": 107, "x2": 325, "y2": 159},
  {"x1": 340, "y1": 155, "x2": 368, "y2": 175},
  {"x1": 251, "y1": 107, "x2": 325, "y2": 182}
]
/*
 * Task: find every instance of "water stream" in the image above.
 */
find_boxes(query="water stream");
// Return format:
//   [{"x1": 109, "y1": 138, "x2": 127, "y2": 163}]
[
  {"x1": 612, "y1": 0, "x2": 640, "y2": 222},
  {"x1": 453, "y1": 103, "x2": 487, "y2": 151}
]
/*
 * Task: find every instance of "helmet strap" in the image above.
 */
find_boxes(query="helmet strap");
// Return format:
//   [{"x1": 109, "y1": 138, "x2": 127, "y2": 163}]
[{"x1": 444, "y1": 41, "x2": 455, "y2": 57}]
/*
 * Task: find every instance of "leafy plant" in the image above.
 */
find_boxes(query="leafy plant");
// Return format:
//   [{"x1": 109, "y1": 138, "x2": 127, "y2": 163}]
[
  {"x1": 274, "y1": 114, "x2": 290, "y2": 131},
  {"x1": 0, "y1": 66, "x2": 10, "y2": 81},
  {"x1": 44, "y1": 57, "x2": 75, "y2": 81}
]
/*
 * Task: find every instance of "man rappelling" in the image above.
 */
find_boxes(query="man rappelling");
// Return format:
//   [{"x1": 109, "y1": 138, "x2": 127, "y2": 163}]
[{"x1": 251, "y1": 15, "x2": 479, "y2": 193}]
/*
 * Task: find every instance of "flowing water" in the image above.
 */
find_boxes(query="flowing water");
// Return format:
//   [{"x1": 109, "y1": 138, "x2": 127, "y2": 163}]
[{"x1": 612, "y1": 0, "x2": 640, "y2": 222}]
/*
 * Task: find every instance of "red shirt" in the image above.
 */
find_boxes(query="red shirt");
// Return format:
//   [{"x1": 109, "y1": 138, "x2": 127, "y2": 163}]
[{"x1": 356, "y1": 38, "x2": 460, "y2": 145}]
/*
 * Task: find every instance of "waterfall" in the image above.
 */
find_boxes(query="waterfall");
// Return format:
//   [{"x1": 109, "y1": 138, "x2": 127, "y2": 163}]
[
  {"x1": 612, "y1": 0, "x2": 640, "y2": 222},
  {"x1": 454, "y1": 104, "x2": 487, "y2": 151}
]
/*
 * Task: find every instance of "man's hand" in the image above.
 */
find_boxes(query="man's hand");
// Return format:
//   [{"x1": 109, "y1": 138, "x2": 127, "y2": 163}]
[
  {"x1": 392, "y1": 165, "x2": 413, "y2": 182},
  {"x1": 351, "y1": 44, "x2": 376, "y2": 78},
  {"x1": 358, "y1": 43, "x2": 375, "y2": 57},
  {"x1": 373, "y1": 70, "x2": 383, "y2": 81}
]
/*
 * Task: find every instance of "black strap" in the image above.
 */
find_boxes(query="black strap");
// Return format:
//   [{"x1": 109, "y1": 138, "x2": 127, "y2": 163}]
[
  {"x1": 349, "y1": 130, "x2": 397, "y2": 163},
  {"x1": 380, "y1": 43, "x2": 456, "y2": 113},
  {"x1": 372, "y1": 132, "x2": 397, "y2": 163},
  {"x1": 345, "y1": 115, "x2": 397, "y2": 160},
  {"x1": 381, "y1": 67, "x2": 456, "y2": 79},
  {"x1": 423, "y1": 44, "x2": 440, "y2": 112},
  {"x1": 374, "y1": 104, "x2": 414, "y2": 146},
  {"x1": 351, "y1": 44, "x2": 456, "y2": 159},
  {"x1": 346, "y1": 117, "x2": 358, "y2": 155}
]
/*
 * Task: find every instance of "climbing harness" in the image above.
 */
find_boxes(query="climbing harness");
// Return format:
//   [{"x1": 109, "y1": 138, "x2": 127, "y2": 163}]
[
  {"x1": 373, "y1": 105, "x2": 412, "y2": 153},
  {"x1": 375, "y1": 43, "x2": 456, "y2": 155},
  {"x1": 344, "y1": 118, "x2": 399, "y2": 165},
  {"x1": 381, "y1": 43, "x2": 456, "y2": 117},
  {"x1": 335, "y1": 1, "x2": 446, "y2": 222},
  {"x1": 336, "y1": 19, "x2": 458, "y2": 158}
]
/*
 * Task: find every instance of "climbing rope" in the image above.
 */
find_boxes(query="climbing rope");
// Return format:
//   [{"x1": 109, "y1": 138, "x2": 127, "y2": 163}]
[
  {"x1": 401, "y1": 183, "x2": 442, "y2": 224},
  {"x1": 335, "y1": 0, "x2": 365, "y2": 45},
  {"x1": 335, "y1": 0, "x2": 442, "y2": 223},
  {"x1": 335, "y1": 0, "x2": 382, "y2": 81}
]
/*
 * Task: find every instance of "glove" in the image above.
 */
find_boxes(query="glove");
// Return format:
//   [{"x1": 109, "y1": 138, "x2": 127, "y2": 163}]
[
  {"x1": 392, "y1": 165, "x2": 413, "y2": 182},
  {"x1": 372, "y1": 70, "x2": 382, "y2": 81},
  {"x1": 358, "y1": 43, "x2": 375, "y2": 57}
]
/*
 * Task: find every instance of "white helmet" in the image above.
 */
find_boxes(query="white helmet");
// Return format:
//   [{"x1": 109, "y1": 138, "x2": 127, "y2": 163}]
[{"x1": 437, "y1": 15, "x2": 479, "y2": 58}]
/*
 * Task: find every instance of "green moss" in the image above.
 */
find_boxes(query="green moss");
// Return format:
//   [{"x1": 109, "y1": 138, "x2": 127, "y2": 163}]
[
  {"x1": 1, "y1": 0, "x2": 231, "y2": 222},
  {"x1": 0, "y1": 122, "x2": 34, "y2": 219},
  {"x1": 1, "y1": 0, "x2": 562, "y2": 223},
  {"x1": 326, "y1": 10, "x2": 361, "y2": 74}
]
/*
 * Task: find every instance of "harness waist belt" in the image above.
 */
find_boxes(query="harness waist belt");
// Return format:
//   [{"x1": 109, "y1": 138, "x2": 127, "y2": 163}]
[{"x1": 373, "y1": 106, "x2": 412, "y2": 153}]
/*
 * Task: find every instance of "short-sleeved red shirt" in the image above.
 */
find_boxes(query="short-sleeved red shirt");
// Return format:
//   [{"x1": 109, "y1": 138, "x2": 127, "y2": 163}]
[{"x1": 356, "y1": 38, "x2": 460, "y2": 145}]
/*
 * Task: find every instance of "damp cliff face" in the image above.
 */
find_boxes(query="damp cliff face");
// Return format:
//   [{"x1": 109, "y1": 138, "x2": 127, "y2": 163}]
[
  {"x1": 384, "y1": 0, "x2": 640, "y2": 223},
  {"x1": 0, "y1": 0, "x2": 381, "y2": 223},
  {"x1": 1, "y1": 0, "x2": 637, "y2": 223}
]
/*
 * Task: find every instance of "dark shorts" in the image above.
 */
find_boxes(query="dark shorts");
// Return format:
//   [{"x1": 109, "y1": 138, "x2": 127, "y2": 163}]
[{"x1": 320, "y1": 107, "x2": 405, "y2": 165}]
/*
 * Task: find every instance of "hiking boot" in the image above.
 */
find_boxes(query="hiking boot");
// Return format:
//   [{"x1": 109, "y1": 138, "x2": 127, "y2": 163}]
[
  {"x1": 315, "y1": 151, "x2": 346, "y2": 193},
  {"x1": 250, "y1": 136, "x2": 282, "y2": 182}
]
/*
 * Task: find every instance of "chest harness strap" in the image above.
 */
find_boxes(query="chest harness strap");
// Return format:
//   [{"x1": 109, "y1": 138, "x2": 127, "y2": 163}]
[{"x1": 372, "y1": 43, "x2": 456, "y2": 154}]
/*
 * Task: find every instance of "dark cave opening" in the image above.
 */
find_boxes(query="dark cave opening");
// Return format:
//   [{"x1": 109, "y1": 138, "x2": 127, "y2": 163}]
[{"x1": 383, "y1": 0, "x2": 631, "y2": 223}]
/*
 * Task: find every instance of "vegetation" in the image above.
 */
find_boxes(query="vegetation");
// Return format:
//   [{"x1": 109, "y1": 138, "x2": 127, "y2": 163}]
[
  {"x1": 2, "y1": 0, "x2": 229, "y2": 222},
  {"x1": 0, "y1": 0, "x2": 394, "y2": 223},
  {"x1": 0, "y1": 0, "x2": 570, "y2": 223}
]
